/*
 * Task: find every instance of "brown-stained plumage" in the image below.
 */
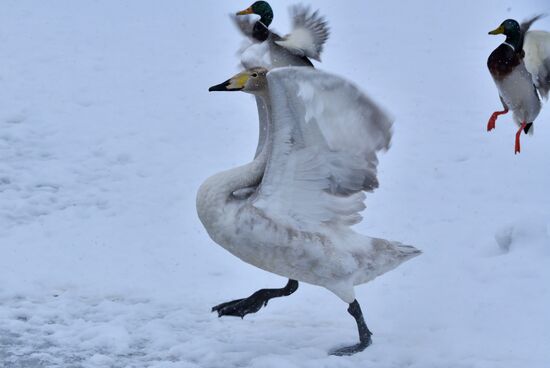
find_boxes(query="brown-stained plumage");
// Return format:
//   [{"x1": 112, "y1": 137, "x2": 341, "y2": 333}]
[{"x1": 487, "y1": 44, "x2": 523, "y2": 80}]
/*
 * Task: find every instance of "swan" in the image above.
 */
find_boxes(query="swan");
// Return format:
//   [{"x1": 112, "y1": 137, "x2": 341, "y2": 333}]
[
  {"x1": 198, "y1": 67, "x2": 421, "y2": 355},
  {"x1": 487, "y1": 15, "x2": 550, "y2": 153}
]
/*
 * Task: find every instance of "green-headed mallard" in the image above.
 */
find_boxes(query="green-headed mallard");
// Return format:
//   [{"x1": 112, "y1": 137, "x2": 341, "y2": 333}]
[
  {"x1": 487, "y1": 16, "x2": 550, "y2": 154},
  {"x1": 201, "y1": 67, "x2": 420, "y2": 356},
  {"x1": 230, "y1": 2, "x2": 329, "y2": 159},
  {"x1": 232, "y1": 1, "x2": 330, "y2": 69}
]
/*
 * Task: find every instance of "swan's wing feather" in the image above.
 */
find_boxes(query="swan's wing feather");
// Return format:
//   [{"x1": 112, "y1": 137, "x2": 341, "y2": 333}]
[
  {"x1": 253, "y1": 67, "x2": 392, "y2": 231},
  {"x1": 524, "y1": 30, "x2": 550, "y2": 99},
  {"x1": 274, "y1": 6, "x2": 330, "y2": 61}
]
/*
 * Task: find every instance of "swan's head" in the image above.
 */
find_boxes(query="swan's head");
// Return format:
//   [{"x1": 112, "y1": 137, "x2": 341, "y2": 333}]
[
  {"x1": 236, "y1": 1, "x2": 273, "y2": 26},
  {"x1": 488, "y1": 19, "x2": 520, "y2": 37},
  {"x1": 208, "y1": 68, "x2": 268, "y2": 94}
]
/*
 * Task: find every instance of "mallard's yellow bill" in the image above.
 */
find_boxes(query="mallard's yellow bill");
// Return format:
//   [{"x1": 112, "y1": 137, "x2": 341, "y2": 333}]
[
  {"x1": 236, "y1": 7, "x2": 253, "y2": 16},
  {"x1": 488, "y1": 25, "x2": 505, "y2": 35}
]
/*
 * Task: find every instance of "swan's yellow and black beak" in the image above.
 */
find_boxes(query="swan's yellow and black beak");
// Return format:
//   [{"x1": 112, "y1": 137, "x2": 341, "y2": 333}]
[
  {"x1": 209, "y1": 73, "x2": 249, "y2": 92},
  {"x1": 488, "y1": 25, "x2": 505, "y2": 35},
  {"x1": 236, "y1": 7, "x2": 254, "y2": 16}
]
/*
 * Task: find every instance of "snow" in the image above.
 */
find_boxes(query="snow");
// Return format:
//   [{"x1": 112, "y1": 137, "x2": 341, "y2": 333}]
[{"x1": 1, "y1": 0, "x2": 549, "y2": 367}]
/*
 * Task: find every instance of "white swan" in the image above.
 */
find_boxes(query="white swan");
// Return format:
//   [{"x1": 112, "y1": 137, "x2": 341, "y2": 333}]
[{"x1": 199, "y1": 67, "x2": 420, "y2": 355}]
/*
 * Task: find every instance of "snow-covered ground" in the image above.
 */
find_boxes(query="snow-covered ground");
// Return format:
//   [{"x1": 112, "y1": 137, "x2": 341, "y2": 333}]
[{"x1": 1, "y1": 0, "x2": 549, "y2": 367}]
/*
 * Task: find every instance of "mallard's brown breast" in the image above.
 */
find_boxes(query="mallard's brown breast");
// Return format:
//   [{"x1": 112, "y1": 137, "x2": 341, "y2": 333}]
[{"x1": 487, "y1": 44, "x2": 522, "y2": 81}]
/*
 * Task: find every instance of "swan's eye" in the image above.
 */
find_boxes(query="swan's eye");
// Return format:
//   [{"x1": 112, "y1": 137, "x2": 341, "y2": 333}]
[{"x1": 251, "y1": 73, "x2": 258, "y2": 78}]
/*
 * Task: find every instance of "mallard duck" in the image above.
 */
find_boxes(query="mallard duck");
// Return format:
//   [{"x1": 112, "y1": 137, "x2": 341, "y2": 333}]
[
  {"x1": 487, "y1": 16, "x2": 550, "y2": 154},
  {"x1": 233, "y1": 2, "x2": 329, "y2": 159},
  {"x1": 200, "y1": 67, "x2": 420, "y2": 356},
  {"x1": 232, "y1": 1, "x2": 329, "y2": 69}
]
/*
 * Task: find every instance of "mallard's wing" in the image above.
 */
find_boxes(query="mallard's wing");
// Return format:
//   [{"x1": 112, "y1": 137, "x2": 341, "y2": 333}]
[
  {"x1": 230, "y1": 13, "x2": 256, "y2": 40},
  {"x1": 524, "y1": 30, "x2": 550, "y2": 99},
  {"x1": 520, "y1": 15, "x2": 546, "y2": 48},
  {"x1": 252, "y1": 67, "x2": 392, "y2": 232},
  {"x1": 274, "y1": 6, "x2": 330, "y2": 62},
  {"x1": 232, "y1": 13, "x2": 266, "y2": 69}
]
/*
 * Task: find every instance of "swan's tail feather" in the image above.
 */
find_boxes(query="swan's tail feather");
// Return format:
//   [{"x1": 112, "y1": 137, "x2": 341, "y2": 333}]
[
  {"x1": 351, "y1": 237, "x2": 421, "y2": 287},
  {"x1": 395, "y1": 242, "x2": 422, "y2": 259},
  {"x1": 373, "y1": 238, "x2": 422, "y2": 262}
]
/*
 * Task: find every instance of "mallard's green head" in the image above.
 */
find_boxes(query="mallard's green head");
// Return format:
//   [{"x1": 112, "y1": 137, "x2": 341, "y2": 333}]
[
  {"x1": 236, "y1": 1, "x2": 273, "y2": 27},
  {"x1": 488, "y1": 19, "x2": 520, "y2": 37},
  {"x1": 489, "y1": 19, "x2": 522, "y2": 50}
]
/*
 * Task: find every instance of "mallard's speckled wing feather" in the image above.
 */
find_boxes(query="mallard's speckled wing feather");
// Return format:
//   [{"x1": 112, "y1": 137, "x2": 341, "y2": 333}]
[
  {"x1": 524, "y1": 30, "x2": 550, "y2": 99},
  {"x1": 231, "y1": 14, "x2": 256, "y2": 40},
  {"x1": 519, "y1": 15, "x2": 545, "y2": 50},
  {"x1": 275, "y1": 6, "x2": 330, "y2": 61}
]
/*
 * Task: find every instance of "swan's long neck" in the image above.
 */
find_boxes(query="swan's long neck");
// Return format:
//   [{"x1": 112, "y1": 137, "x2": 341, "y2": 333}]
[
  {"x1": 254, "y1": 95, "x2": 271, "y2": 158},
  {"x1": 197, "y1": 93, "x2": 271, "y2": 229}
]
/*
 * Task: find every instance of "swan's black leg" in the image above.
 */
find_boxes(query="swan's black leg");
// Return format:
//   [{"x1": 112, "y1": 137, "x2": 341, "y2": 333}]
[
  {"x1": 329, "y1": 299, "x2": 373, "y2": 356},
  {"x1": 212, "y1": 279, "x2": 299, "y2": 318}
]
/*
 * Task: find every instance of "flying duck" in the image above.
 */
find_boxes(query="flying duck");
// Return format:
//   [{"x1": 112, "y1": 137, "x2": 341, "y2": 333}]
[
  {"x1": 487, "y1": 16, "x2": 550, "y2": 153},
  {"x1": 232, "y1": 1, "x2": 330, "y2": 69},
  {"x1": 232, "y1": 2, "x2": 330, "y2": 159}
]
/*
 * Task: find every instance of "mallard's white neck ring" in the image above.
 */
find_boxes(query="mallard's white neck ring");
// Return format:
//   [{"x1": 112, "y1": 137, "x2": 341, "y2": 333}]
[{"x1": 502, "y1": 41, "x2": 515, "y2": 51}]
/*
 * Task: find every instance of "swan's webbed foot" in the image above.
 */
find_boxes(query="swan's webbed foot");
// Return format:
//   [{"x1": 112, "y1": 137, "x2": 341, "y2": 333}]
[
  {"x1": 329, "y1": 299, "x2": 373, "y2": 356},
  {"x1": 212, "y1": 279, "x2": 298, "y2": 319},
  {"x1": 329, "y1": 341, "x2": 371, "y2": 356},
  {"x1": 212, "y1": 297, "x2": 266, "y2": 318}
]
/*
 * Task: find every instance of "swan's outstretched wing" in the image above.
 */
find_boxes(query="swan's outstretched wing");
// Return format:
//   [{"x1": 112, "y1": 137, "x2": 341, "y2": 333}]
[
  {"x1": 275, "y1": 6, "x2": 330, "y2": 61},
  {"x1": 252, "y1": 67, "x2": 392, "y2": 232},
  {"x1": 524, "y1": 30, "x2": 550, "y2": 99}
]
